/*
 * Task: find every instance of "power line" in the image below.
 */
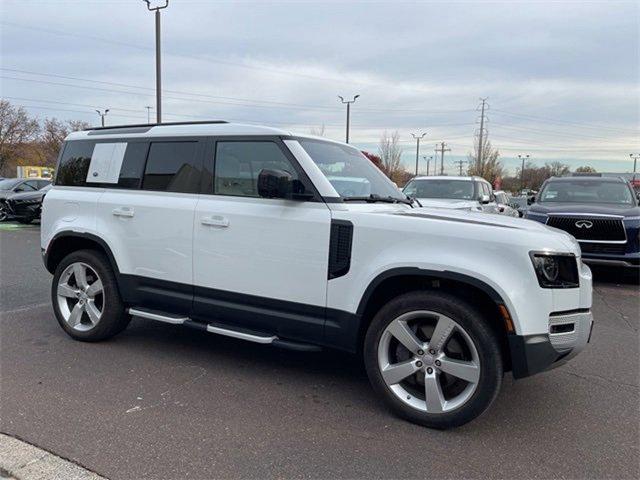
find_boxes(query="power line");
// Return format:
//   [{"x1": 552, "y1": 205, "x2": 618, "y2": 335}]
[{"x1": 492, "y1": 108, "x2": 638, "y2": 135}]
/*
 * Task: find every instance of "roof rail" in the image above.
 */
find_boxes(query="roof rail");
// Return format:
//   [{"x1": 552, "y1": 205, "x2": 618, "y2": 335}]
[{"x1": 85, "y1": 120, "x2": 228, "y2": 131}]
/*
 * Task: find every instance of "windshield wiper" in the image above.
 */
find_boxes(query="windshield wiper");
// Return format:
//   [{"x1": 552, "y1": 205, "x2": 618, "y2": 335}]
[{"x1": 343, "y1": 194, "x2": 415, "y2": 206}]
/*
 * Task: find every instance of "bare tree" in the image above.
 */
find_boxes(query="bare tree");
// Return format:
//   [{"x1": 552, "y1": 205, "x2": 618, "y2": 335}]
[
  {"x1": 575, "y1": 165, "x2": 597, "y2": 173},
  {"x1": 546, "y1": 161, "x2": 570, "y2": 177},
  {"x1": 309, "y1": 124, "x2": 326, "y2": 137},
  {"x1": 467, "y1": 139, "x2": 503, "y2": 184},
  {"x1": 38, "y1": 118, "x2": 91, "y2": 167},
  {"x1": 378, "y1": 130, "x2": 404, "y2": 181},
  {"x1": 0, "y1": 100, "x2": 40, "y2": 175}
]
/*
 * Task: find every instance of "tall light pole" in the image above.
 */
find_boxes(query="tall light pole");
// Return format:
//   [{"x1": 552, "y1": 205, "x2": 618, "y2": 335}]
[
  {"x1": 95, "y1": 109, "x2": 109, "y2": 127},
  {"x1": 145, "y1": 106, "x2": 153, "y2": 124},
  {"x1": 142, "y1": 0, "x2": 169, "y2": 124},
  {"x1": 411, "y1": 132, "x2": 427, "y2": 176},
  {"x1": 338, "y1": 95, "x2": 359, "y2": 143},
  {"x1": 630, "y1": 153, "x2": 639, "y2": 174},
  {"x1": 423, "y1": 155, "x2": 433, "y2": 176},
  {"x1": 518, "y1": 154, "x2": 530, "y2": 191}
]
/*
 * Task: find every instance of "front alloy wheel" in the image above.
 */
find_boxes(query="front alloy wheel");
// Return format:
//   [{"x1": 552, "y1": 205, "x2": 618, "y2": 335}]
[
  {"x1": 378, "y1": 311, "x2": 480, "y2": 413},
  {"x1": 364, "y1": 291, "x2": 503, "y2": 429}
]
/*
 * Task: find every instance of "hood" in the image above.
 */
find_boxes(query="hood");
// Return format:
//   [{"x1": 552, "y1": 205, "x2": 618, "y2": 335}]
[
  {"x1": 416, "y1": 198, "x2": 479, "y2": 210},
  {"x1": 529, "y1": 202, "x2": 640, "y2": 218},
  {"x1": 0, "y1": 190, "x2": 16, "y2": 200},
  {"x1": 394, "y1": 207, "x2": 548, "y2": 231},
  {"x1": 387, "y1": 206, "x2": 580, "y2": 253},
  {"x1": 7, "y1": 189, "x2": 46, "y2": 201}
]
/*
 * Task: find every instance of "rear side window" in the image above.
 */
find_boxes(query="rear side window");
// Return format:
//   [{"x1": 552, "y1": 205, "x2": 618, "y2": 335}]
[
  {"x1": 142, "y1": 141, "x2": 201, "y2": 193},
  {"x1": 214, "y1": 141, "x2": 298, "y2": 197},
  {"x1": 117, "y1": 142, "x2": 148, "y2": 189},
  {"x1": 55, "y1": 141, "x2": 95, "y2": 186}
]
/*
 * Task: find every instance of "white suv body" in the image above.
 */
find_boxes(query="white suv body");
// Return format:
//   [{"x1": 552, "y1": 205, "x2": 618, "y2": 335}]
[{"x1": 42, "y1": 122, "x2": 593, "y2": 429}]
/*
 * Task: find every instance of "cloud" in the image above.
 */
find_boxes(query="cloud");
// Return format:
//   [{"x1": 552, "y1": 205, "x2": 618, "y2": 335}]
[{"x1": 1, "y1": 0, "x2": 638, "y2": 173}]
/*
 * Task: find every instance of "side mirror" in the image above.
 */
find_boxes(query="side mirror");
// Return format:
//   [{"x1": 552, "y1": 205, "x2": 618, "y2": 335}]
[
  {"x1": 527, "y1": 196, "x2": 536, "y2": 205},
  {"x1": 480, "y1": 194, "x2": 490, "y2": 204},
  {"x1": 257, "y1": 169, "x2": 293, "y2": 199}
]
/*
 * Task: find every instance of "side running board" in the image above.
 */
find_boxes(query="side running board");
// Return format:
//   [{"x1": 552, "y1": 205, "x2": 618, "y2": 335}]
[{"x1": 127, "y1": 307, "x2": 321, "y2": 351}]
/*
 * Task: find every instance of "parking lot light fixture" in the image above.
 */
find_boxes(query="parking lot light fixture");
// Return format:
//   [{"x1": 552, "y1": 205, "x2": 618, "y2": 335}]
[
  {"x1": 95, "y1": 109, "x2": 109, "y2": 127},
  {"x1": 142, "y1": 0, "x2": 169, "y2": 124},
  {"x1": 518, "y1": 154, "x2": 530, "y2": 190},
  {"x1": 338, "y1": 95, "x2": 359, "y2": 143},
  {"x1": 411, "y1": 132, "x2": 427, "y2": 176}
]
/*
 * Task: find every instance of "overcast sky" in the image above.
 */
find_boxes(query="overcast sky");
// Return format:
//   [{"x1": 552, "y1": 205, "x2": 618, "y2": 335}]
[{"x1": 1, "y1": 0, "x2": 638, "y2": 175}]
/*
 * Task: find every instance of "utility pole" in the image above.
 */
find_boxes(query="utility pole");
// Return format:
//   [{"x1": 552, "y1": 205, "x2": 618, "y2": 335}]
[
  {"x1": 518, "y1": 154, "x2": 530, "y2": 191},
  {"x1": 423, "y1": 155, "x2": 433, "y2": 176},
  {"x1": 338, "y1": 95, "x2": 359, "y2": 143},
  {"x1": 95, "y1": 109, "x2": 109, "y2": 127},
  {"x1": 476, "y1": 98, "x2": 488, "y2": 172},
  {"x1": 434, "y1": 142, "x2": 451, "y2": 175},
  {"x1": 142, "y1": 0, "x2": 169, "y2": 124},
  {"x1": 411, "y1": 132, "x2": 427, "y2": 176},
  {"x1": 145, "y1": 106, "x2": 152, "y2": 124},
  {"x1": 453, "y1": 160, "x2": 467, "y2": 176}
]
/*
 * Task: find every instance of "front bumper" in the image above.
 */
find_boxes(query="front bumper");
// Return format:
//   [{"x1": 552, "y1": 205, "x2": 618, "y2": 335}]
[
  {"x1": 509, "y1": 309, "x2": 593, "y2": 379},
  {"x1": 6, "y1": 200, "x2": 41, "y2": 219}
]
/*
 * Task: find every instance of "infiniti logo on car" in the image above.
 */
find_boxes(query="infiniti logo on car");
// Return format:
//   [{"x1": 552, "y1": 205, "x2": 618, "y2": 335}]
[{"x1": 575, "y1": 220, "x2": 593, "y2": 229}]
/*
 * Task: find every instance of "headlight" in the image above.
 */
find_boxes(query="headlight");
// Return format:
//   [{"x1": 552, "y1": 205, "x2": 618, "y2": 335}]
[{"x1": 529, "y1": 252, "x2": 579, "y2": 288}]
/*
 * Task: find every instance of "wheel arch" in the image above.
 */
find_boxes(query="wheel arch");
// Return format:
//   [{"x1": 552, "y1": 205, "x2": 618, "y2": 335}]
[
  {"x1": 354, "y1": 267, "x2": 515, "y2": 370},
  {"x1": 44, "y1": 231, "x2": 120, "y2": 276}
]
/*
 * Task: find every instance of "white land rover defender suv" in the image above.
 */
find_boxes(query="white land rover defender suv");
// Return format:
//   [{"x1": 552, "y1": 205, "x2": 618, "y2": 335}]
[{"x1": 42, "y1": 121, "x2": 593, "y2": 429}]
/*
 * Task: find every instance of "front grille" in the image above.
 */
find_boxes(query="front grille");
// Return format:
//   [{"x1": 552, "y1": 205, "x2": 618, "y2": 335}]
[
  {"x1": 580, "y1": 242, "x2": 627, "y2": 255},
  {"x1": 546, "y1": 216, "x2": 626, "y2": 242}
]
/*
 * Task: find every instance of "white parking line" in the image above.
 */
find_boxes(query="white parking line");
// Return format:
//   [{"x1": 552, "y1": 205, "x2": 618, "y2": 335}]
[{"x1": 0, "y1": 303, "x2": 50, "y2": 317}]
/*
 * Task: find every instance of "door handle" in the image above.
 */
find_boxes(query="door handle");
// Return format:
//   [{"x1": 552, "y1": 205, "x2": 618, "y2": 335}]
[
  {"x1": 201, "y1": 215, "x2": 229, "y2": 228},
  {"x1": 112, "y1": 207, "x2": 134, "y2": 218}
]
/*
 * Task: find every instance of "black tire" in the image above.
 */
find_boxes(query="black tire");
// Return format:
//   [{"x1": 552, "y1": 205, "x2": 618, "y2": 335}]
[
  {"x1": 51, "y1": 249, "x2": 130, "y2": 341},
  {"x1": 364, "y1": 290, "x2": 503, "y2": 429}
]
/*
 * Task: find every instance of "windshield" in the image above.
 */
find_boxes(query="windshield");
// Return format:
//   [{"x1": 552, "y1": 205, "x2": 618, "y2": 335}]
[
  {"x1": 539, "y1": 181, "x2": 635, "y2": 205},
  {"x1": 297, "y1": 139, "x2": 404, "y2": 200},
  {"x1": 403, "y1": 179, "x2": 475, "y2": 200},
  {"x1": 0, "y1": 179, "x2": 21, "y2": 190}
]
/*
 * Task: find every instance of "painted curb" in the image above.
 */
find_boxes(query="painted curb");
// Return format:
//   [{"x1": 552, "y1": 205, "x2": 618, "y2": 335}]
[{"x1": 0, "y1": 434, "x2": 106, "y2": 480}]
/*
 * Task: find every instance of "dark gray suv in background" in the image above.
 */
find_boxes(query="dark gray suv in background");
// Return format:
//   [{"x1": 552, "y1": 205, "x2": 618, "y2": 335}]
[{"x1": 526, "y1": 176, "x2": 640, "y2": 268}]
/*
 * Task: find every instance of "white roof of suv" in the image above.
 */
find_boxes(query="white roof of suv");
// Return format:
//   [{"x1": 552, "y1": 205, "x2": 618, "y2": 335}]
[
  {"x1": 67, "y1": 122, "x2": 298, "y2": 141},
  {"x1": 409, "y1": 175, "x2": 487, "y2": 182}
]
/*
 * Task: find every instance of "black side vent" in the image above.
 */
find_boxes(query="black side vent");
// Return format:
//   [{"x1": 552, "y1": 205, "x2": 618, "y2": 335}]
[{"x1": 328, "y1": 220, "x2": 353, "y2": 279}]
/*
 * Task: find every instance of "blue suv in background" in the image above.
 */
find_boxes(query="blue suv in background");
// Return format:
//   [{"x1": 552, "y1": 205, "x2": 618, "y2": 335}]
[{"x1": 526, "y1": 176, "x2": 640, "y2": 268}]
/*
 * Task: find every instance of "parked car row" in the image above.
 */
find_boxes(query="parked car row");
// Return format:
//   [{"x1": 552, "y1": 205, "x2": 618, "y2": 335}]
[
  {"x1": 0, "y1": 178, "x2": 51, "y2": 223},
  {"x1": 401, "y1": 173, "x2": 639, "y2": 269}
]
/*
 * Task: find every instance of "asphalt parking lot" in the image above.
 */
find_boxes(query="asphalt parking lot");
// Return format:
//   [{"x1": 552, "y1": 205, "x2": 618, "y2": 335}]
[{"x1": 1, "y1": 224, "x2": 638, "y2": 480}]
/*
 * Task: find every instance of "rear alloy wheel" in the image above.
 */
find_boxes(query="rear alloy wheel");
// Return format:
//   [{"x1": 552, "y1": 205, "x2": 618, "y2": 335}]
[
  {"x1": 56, "y1": 262, "x2": 105, "y2": 332},
  {"x1": 52, "y1": 249, "x2": 130, "y2": 341},
  {"x1": 364, "y1": 291, "x2": 503, "y2": 429}
]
